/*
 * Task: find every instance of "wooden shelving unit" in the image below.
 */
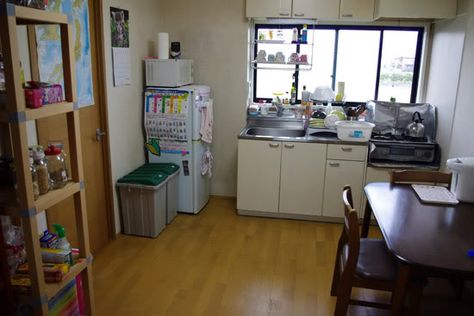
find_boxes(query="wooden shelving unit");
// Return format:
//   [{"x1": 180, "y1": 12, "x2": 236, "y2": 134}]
[{"x1": 0, "y1": 4, "x2": 94, "y2": 315}]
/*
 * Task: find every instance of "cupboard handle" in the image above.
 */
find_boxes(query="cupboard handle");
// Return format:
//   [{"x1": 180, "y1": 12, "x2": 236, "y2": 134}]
[
  {"x1": 294, "y1": 13, "x2": 304, "y2": 17},
  {"x1": 269, "y1": 143, "x2": 280, "y2": 148},
  {"x1": 342, "y1": 13, "x2": 353, "y2": 18},
  {"x1": 329, "y1": 162, "x2": 340, "y2": 167},
  {"x1": 341, "y1": 147, "x2": 353, "y2": 152},
  {"x1": 284, "y1": 144, "x2": 295, "y2": 149},
  {"x1": 279, "y1": 13, "x2": 290, "y2": 16}
]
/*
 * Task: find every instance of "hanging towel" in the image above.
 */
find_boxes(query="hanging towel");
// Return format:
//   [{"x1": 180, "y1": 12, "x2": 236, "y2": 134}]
[
  {"x1": 201, "y1": 148, "x2": 213, "y2": 178},
  {"x1": 200, "y1": 99, "x2": 213, "y2": 144}
]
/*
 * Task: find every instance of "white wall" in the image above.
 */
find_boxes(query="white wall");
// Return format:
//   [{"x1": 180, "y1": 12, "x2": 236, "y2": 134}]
[
  {"x1": 424, "y1": 17, "x2": 467, "y2": 165},
  {"x1": 101, "y1": 0, "x2": 161, "y2": 233},
  {"x1": 158, "y1": 0, "x2": 249, "y2": 197},
  {"x1": 449, "y1": 0, "x2": 474, "y2": 157}
]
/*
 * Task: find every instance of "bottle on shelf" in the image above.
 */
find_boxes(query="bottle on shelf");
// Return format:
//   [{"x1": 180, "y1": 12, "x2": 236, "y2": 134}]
[
  {"x1": 301, "y1": 85, "x2": 311, "y2": 104},
  {"x1": 29, "y1": 157, "x2": 39, "y2": 200},
  {"x1": 44, "y1": 145, "x2": 68, "y2": 189},
  {"x1": 52, "y1": 223, "x2": 73, "y2": 265},
  {"x1": 292, "y1": 27, "x2": 298, "y2": 43},
  {"x1": 32, "y1": 146, "x2": 49, "y2": 195},
  {"x1": 301, "y1": 24, "x2": 308, "y2": 43}
]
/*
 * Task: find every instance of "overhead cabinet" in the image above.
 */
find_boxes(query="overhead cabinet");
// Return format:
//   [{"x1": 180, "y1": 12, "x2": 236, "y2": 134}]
[
  {"x1": 339, "y1": 0, "x2": 374, "y2": 21},
  {"x1": 246, "y1": 0, "x2": 340, "y2": 20},
  {"x1": 374, "y1": 0, "x2": 457, "y2": 19}
]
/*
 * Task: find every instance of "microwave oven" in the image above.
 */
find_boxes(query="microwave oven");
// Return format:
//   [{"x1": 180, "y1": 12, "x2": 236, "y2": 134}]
[{"x1": 145, "y1": 59, "x2": 194, "y2": 87}]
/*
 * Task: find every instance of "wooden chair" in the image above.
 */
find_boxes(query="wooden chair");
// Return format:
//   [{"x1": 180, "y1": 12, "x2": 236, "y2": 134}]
[
  {"x1": 331, "y1": 185, "x2": 400, "y2": 315},
  {"x1": 390, "y1": 170, "x2": 452, "y2": 189}
]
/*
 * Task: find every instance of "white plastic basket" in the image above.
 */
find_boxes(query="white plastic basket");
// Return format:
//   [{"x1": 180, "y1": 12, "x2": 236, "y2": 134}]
[{"x1": 335, "y1": 121, "x2": 375, "y2": 142}]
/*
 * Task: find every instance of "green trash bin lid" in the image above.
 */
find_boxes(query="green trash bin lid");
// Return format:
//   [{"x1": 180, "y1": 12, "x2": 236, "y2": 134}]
[
  {"x1": 137, "y1": 163, "x2": 180, "y2": 175},
  {"x1": 117, "y1": 170, "x2": 167, "y2": 186}
]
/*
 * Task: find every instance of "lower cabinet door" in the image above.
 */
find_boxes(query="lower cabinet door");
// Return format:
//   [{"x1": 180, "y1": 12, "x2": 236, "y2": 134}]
[
  {"x1": 237, "y1": 140, "x2": 282, "y2": 213},
  {"x1": 323, "y1": 160, "x2": 365, "y2": 218},
  {"x1": 279, "y1": 142, "x2": 327, "y2": 216}
]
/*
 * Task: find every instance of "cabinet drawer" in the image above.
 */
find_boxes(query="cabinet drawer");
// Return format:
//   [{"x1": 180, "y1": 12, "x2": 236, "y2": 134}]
[{"x1": 327, "y1": 144, "x2": 367, "y2": 161}]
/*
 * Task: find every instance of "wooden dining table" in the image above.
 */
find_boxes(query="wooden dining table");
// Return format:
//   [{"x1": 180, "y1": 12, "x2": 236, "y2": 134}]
[{"x1": 362, "y1": 182, "x2": 474, "y2": 316}]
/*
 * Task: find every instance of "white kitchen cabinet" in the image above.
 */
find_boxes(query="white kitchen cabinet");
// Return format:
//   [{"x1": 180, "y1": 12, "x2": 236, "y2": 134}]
[
  {"x1": 246, "y1": 0, "x2": 339, "y2": 20},
  {"x1": 323, "y1": 159, "x2": 366, "y2": 218},
  {"x1": 279, "y1": 142, "x2": 327, "y2": 216},
  {"x1": 246, "y1": 0, "x2": 292, "y2": 18},
  {"x1": 292, "y1": 0, "x2": 340, "y2": 20},
  {"x1": 237, "y1": 140, "x2": 282, "y2": 213},
  {"x1": 374, "y1": 0, "x2": 456, "y2": 20},
  {"x1": 340, "y1": 0, "x2": 374, "y2": 21}
]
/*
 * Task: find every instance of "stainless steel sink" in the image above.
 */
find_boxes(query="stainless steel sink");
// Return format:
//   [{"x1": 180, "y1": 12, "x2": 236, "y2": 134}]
[{"x1": 245, "y1": 127, "x2": 306, "y2": 138}]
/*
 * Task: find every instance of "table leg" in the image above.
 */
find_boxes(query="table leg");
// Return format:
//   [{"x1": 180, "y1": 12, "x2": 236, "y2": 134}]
[
  {"x1": 391, "y1": 264, "x2": 411, "y2": 316},
  {"x1": 361, "y1": 201, "x2": 372, "y2": 238}
]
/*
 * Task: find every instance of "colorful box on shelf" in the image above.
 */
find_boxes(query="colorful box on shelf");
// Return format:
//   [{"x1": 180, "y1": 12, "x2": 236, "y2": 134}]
[{"x1": 24, "y1": 81, "x2": 63, "y2": 109}]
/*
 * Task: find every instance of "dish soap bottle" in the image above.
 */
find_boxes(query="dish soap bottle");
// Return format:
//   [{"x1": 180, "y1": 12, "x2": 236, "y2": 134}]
[
  {"x1": 53, "y1": 223, "x2": 73, "y2": 265},
  {"x1": 301, "y1": 24, "x2": 308, "y2": 43},
  {"x1": 290, "y1": 83, "x2": 297, "y2": 104}
]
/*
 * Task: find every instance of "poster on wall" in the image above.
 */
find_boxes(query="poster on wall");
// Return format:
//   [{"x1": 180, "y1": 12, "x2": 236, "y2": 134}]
[
  {"x1": 110, "y1": 7, "x2": 131, "y2": 86},
  {"x1": 36, "y1": 0, "x2": 94, "y2": 107}
]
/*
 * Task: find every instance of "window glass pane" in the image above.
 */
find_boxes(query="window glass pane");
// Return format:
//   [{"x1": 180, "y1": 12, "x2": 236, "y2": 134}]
[
  {"x1": 299, "y1": 29, "x2": 336, "y2": 99},
  {"x1": 378, "y1": 31, "x2": 419, "y2": 103},
  {"x1": 256, "y1": 68, "x2": 295, "y2": 99},
  {"x1": 335, "y1": 30, "x2": 380, "y2": 102}
]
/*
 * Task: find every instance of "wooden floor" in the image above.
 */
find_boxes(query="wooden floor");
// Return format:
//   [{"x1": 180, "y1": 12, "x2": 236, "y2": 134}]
[{"x1": 93, "y1": 197, "x2": 474, "y2": 316}]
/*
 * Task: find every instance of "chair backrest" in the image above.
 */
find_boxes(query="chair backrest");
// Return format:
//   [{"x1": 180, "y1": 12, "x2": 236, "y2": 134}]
[
  {"x1": 390, "y1": 170, "x2": 452, "y2": 189},
  {"x1": 341, "y1": 185, "x2": 360, "y2": 276}
]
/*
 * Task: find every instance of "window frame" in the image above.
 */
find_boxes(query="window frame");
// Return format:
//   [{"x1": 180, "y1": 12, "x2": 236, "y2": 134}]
[{"x1": 252, "y1": 24, "x2": 424, "y2": 106}]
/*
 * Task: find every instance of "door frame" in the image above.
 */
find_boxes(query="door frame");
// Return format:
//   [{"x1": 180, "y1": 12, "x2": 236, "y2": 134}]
[{"x1": 92, "y1": 0, "x2": 116, "y2": 240}]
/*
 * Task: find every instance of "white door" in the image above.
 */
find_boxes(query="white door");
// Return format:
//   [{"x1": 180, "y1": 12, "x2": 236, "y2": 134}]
[
  {"x1": 293, "y1": 0, "x2": 340, "y2": 19},
  {"x1": 237, "y1": 140, "x2": 281, "y2": 213},
  {"x1": 323, "y1": 160, "x2": 365, "y2": 218},
  {"x1": 246, "y1": 0, "x2": 292, "y2": 18},
  {"x1": 340, "y1": 0, "x2": 374, "y2": 20},
  {"x1": 279, "y1": 142, "x2": 327, "y2": 216}
]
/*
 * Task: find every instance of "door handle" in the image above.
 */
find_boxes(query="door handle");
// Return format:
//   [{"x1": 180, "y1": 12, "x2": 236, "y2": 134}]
[
  {"x1": 341, "y1": 147, "x2": 353, "y2": 152},
  {"x1": 341, "y1": 13, "x2": 353, "y2": 18},
  {"x1": 329, "y1": 162, "x2": 340, "y2": 167},
  {"x1": 279, "y1": 13, "x2": 290, "y2": 16},
  {"x1": 269, "y1": 143, "x2": 280, "y2": 148},
  {"x1": 284, "y1": 144, "x2": 294, "y2": 149},
  {"x1": 96, "y1": 128, "x2": 106, "y2": 142},
  {"x1": 294, "y1": 13, "x2": 304, "y2": 17}
]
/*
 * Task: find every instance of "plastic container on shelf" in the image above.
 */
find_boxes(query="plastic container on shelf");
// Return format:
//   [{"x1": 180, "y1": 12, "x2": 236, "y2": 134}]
[
  {"x1": 45, "y1": 145, "x2": 68, "y2": 189},
  {"x1": 117, "y1": 169, "x2": 168, "y2": 238},
  {"x1": 32, "y1": 146, "x2": 49, "y2": 195},
  {"x1": 29, "y1": 157, "x2": 39, "y2": 200},
  {"x1": 335, "y1": 121, "x2": 375, "y2": 142}
]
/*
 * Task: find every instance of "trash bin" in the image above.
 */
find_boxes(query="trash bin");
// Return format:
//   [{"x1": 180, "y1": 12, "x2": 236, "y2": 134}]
[
  {"x1": 117, "y1": 170, "x2": 167, "y2": 238},
  {"x1": 135, "y1": 163, "x2": 179, "y2": 224}
]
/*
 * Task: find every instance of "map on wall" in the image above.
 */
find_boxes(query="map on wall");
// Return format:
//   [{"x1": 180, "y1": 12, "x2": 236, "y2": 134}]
[{"x1": 36, "y1": 0, "x2": 94, "y2": 107}]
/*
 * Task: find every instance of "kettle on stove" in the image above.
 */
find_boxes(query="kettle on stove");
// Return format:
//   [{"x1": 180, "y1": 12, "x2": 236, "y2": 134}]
[{"x1": 406, "y1": 111, "x2": 425, "y2": 138}]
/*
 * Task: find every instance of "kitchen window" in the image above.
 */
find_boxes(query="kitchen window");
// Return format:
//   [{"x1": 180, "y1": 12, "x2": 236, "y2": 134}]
[{"x1": 252, "y1": 24, "x2": 424, "y2": 104}]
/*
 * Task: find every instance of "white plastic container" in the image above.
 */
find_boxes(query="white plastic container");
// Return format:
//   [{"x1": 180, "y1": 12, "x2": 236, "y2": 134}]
[
  {"x1": 447, "y1": 157, "x2": 474, "y2": 203},
  {"x1": 335, "y1": 121, "x2": 375, "y2": 142}
]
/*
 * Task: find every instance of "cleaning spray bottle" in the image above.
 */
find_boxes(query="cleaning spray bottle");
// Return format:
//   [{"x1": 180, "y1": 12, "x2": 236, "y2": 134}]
[{"x1": 53, "y1": 224, "x2": 73, "y2": 265}]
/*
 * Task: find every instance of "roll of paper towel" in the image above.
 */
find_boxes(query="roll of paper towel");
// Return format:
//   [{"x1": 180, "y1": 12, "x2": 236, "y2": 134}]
[{"x1": 157, "y1": 32, "x2": 169, "y2": 59}]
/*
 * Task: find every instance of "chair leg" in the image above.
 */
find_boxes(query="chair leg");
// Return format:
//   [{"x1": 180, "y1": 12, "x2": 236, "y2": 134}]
[
  {"x1": 334, "y1": 278, "x2": 352, "y2": 316},
  {"x1": 331, "y1": 239, "x2": 344, "y2": 296}
]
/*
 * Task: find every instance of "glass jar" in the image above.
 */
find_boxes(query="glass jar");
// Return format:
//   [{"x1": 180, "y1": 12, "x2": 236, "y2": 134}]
[
  {"x1": 32, "y1": 146, "x2": 49, "y2": 195},
  {"x1": 44, "y1": 145, "x2": 68, "y2": 189},
  {"x1": 29, "y1": 157, "x2": 39, "y2": 200}
]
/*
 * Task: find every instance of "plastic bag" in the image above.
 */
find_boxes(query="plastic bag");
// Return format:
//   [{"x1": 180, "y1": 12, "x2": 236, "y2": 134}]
[{"x1": 4, "y1": 225, "x2": 27, "y2": 274}]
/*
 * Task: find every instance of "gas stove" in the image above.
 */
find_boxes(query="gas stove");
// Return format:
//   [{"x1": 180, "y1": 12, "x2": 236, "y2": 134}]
[{"x1": 369, "y1": 132, "x2": 439, "y2": 165}]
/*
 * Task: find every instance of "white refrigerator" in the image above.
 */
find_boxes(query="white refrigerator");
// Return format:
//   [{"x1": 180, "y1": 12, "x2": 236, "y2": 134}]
[{"x1": 144, "y1": 85, "x2": 211, "y2": 214}]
